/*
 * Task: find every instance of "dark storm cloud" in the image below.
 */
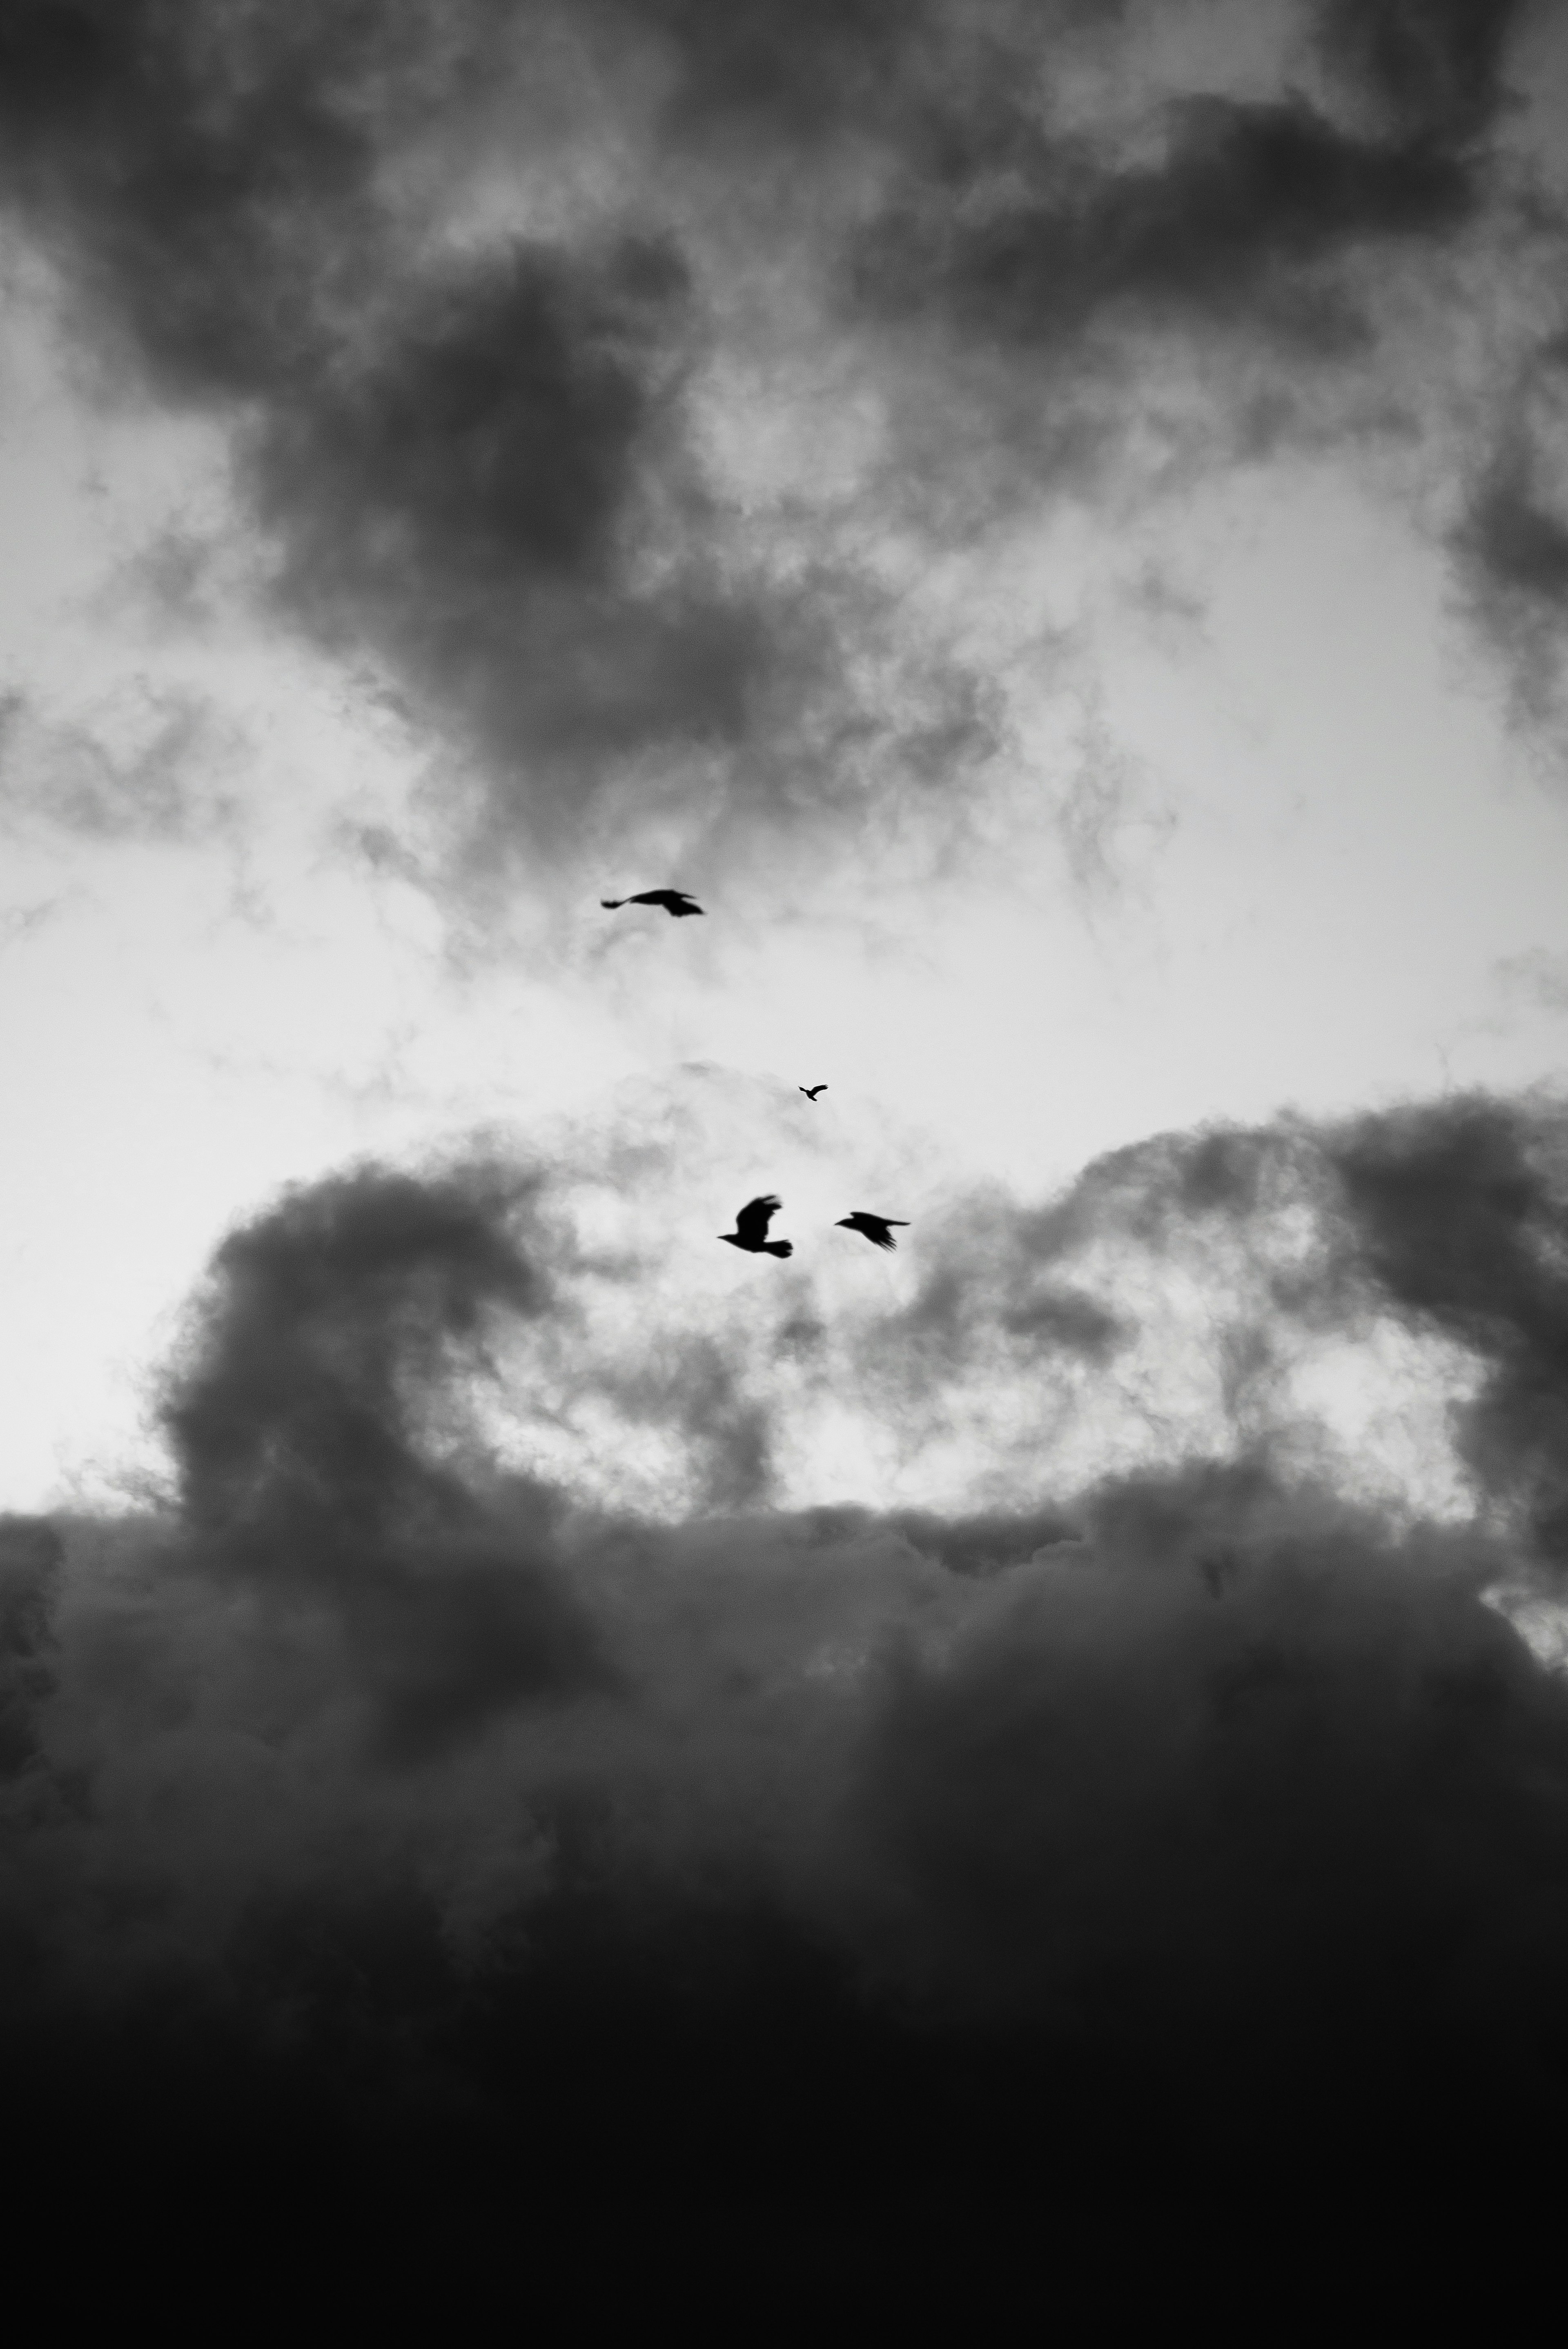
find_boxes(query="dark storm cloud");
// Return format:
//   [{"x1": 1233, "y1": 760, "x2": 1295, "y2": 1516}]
[
  {"x1": 856, "y1": 96, "x2": 1474, "y2": 360},
  {"x1": 637, "y1": 0, "x2": 921, "y2": 145},
  {"x1": 835, "y1": 0, "x2": 1535, "y2": 472},
  {"x1": 3, "y1": 0, "x2": 1552, "y2": 874},
  {"x1": 10, "y1": 1097, "x2": 1568, "y2": 2245},
  {"x1": 844, "y1": 1465, "x2": 1565, "y2": 2048},
  {"x1": 1467, "y1": 468, "x2": 1568, "y2": 607},
  {"x1": 243, "y1": 232, "x2": 804, "y2": 836},
  {"x1": 0, "y1": 1516, "x2": 61, "y2": 1779},
  {"x1": 1327, "y1": 1096, "x2": 1568, "y2": 1564},
  {"x1": 1452, "y1": 405, "x2": 1568, "y2": 731},
  {"x1": 160, "y1": 1161, "x2": 609, "y2": 1756},
  {"x1": 1314, "y1": 0, "x2": 1532, "y2": 144},
  {"x1": 882, "y1": 1505, "x2": 1081, "y2": 1576},
  {"x1": 0, "y1": 0, "x2": 997, "y2": 864}
]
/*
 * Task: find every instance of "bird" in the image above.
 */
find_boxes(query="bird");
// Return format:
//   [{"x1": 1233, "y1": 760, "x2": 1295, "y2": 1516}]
[
  {"x1": 836, "y1": 1212, "x2": 909, "y2": 1251},
  {"x1": 600, "y1": 889, "x2": 704, "y2": 918},
  {"x1": 799, "y1": 1083, "x2": 827, "y2": 1101},
  {"x1": 719, "y1": 1195, "x2": 793, "y2": 1258}
]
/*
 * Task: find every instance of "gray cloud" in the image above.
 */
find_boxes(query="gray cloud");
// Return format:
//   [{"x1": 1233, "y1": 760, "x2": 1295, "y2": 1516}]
[
  {"x1": 0, "y1": 1515, "x2": 61, "y2": 1779},
  {"x1": 1497, "y1": 946, "x2": 1568, "y2": 1010},
  {"x1": 1453, "y1": 403, "x2": 1568, "y2": 733},
  {"x1": 1327, "y1": 1095, "x2": 1568, "y2": 1562},
  {"x1": 159, "y1": 1161, "x2": 611, "y2": 1758},
  {"x1": 1314, "y1": 0, "x2": 1532, "y2": 145},
  {"x1": 0, "y1": 0, "x2": 1556, "y2": 883},
  {"x1": 0, "y1": 681, "x2": 236, "y2": 841},
  {"x1": 1468, "y1": 470, "x2": 1568, "y2": 605},
  {"x1": 854, "y1": 97, "x2": 1475, "y2": 361},
  {"x1": 7, "y1": 1090, "x2": 1568, "y2": 2249}
]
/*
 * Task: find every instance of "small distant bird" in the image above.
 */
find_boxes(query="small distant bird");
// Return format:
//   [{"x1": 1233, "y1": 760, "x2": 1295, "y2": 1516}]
[
  {"x1": 836, "y1": 1212, "x2": 909, "y2": 1251},
  {"x1": 719, "y1": 1195, "x2": 793, "y2": 1258},
  {"x1": 799, "y1": 1083, "x2": 827, "y2": 1101},
  {"x1": 600, "y1": 889, "x2": 704, "y2": 918}
]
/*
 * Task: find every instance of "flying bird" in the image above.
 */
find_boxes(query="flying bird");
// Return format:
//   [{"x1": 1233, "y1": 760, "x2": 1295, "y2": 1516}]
[
  {"x1": 799, "y1": 1084, "x2": 827, "y2": 1101},
  {"x1": 836, "y1": 1212, "x2": 909, "y2": 1251},
  {"x1": 600, "y1": 889, "x2": 704, "y2": 918},
  {"x1": 719, "y1": 1195, "x2": 793, "y2": 1258}
]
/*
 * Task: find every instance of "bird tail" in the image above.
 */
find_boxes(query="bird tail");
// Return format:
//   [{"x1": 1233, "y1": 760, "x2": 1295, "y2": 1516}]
[{"x1": 764, "y1": 1240, "x2": 793, "y2": 1258}]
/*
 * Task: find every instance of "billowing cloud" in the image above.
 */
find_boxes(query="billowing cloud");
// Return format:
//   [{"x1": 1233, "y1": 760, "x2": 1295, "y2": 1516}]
[
  {"x1": 158, "y1": 1161, "x2": 611, "y2": 1758},
  {"x1": 2, "y1": 0, "x2": 1560, "y2": 890},
  {"x1": 7, "y1": 1086, "x2": 1568, "y2": 2245},
  {"x1": 1314, "y1": 0, "x2": 1532, "y2": 142},
  {"x1": 855, "y1": 97, "x2": 1474, "y2": 362},
  {"x1": 1327, "y1": 1095, "x2": 1568, "y2": 1560}
]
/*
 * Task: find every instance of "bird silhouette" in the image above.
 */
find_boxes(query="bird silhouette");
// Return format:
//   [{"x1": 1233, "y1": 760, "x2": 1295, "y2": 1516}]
[
  {"x1": 836, "y1": 1212, "x2": 909, "y2": 1251},
  {"x1": 600, "y1": 889, "x2": 704, "y2": 917},
  {"x1": 799, "y1": 1083, "x2": 827, "y2": 1101},
  {"x1": 719, "y1": 1195, "x2": 793, "y2": 1258}
]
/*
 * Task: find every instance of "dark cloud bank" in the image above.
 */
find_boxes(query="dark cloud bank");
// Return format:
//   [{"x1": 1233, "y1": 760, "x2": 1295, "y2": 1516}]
[
  {"x1": 6, "y1": 1089, "x2": 1568, "y2": 2274},
  {"x1": 2, "y1": 0, "x2": 1564, "y2": 874}
]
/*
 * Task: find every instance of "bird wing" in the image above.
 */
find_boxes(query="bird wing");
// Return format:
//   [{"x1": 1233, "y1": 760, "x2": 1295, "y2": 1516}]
[
  {"x1": 847, "y1": 1212, "x2": 909, "y2": 1248},
  {"x1": 627, "y1": 888, "x2": 702, "y2": 914},
  {"x1": 734, "y1": 1194, "x2": 780, "y2": 1246}
]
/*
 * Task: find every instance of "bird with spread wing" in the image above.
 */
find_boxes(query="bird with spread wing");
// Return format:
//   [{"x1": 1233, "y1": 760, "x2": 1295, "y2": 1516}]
[
  {"x1": 836, "y1": 1212, "x2": 909, "y2": 1251},
  {"x1": 600, "y1": 889, "x2": 704, "y2": 918},
  {"x1": 799, "y1": 1084, "x2": 826, "y2": 1101},
  {"x1": 719, "y1": 1195, "x2": 793, "y2": 1258}
]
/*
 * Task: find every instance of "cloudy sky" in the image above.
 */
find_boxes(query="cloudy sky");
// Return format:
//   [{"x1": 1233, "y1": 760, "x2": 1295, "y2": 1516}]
[{"x1": 4, "y1": 0, "x2": 1568, "y2": 2261}]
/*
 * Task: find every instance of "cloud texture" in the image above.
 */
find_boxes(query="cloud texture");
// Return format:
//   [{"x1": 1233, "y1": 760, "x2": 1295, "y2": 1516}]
[
  {"x1": 5, "y1": 1, "x2": 1568, "y2": 2280},
  {"x1": 3, "y1": 0, "x2": 1565, "y2": 882},
  {"x1": 6, "y1": 1088, "x2": 1568, "y2": 2249}
]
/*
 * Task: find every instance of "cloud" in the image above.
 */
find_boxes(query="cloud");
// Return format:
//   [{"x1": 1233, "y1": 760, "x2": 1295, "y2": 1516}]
[
  {"x1": 855, "y1": 95, "x2": 1476, "y2": 363},
  {"x1": 0, "y1": 1, "x2": 1004, "y2": 885},
  {"x1": 1453, "y1": 396, "x2": 1568, "y2": 733},
  {"x1": 7, "y1": 1090, "x2": 1568, "y2": 2244},
  {"x1": 158, "y1": 1160, "x2": 612, "y2": 1758},
  {"x1": 0, "y1": 679, "x2": 236, "y2": 840},
  {"x1": 1326, "y1": 1095, "x2": 1568, "y2": 1562},
  {"x1": 1497, "y1": 946, "x2": 1568, "y2": 1011},
  {"x1": 0, "y1": 1514, "x2": 61, "y2": 1778},
  {"x1": 1, "y1": 0, "x2": 1557, "y2": 896},
  {"x1": 244, "y1": 234, "x2": 793, "y2": 811},
  {"x1": 1314, "y1": 0, "x2": 1532, "y2": 144},
  {"x1": 837, "y1": 1463, "x2": 1551, "y2": 2053}
]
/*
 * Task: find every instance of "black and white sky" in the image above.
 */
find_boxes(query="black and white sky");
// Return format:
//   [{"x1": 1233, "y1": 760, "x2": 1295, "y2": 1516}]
[{"x1": 5, "y1": 0, "x2": 1568, "y2": 2262}]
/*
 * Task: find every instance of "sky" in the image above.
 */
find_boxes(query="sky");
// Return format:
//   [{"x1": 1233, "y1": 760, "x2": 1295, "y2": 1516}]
[{"x1": 5, "y1": 0, "x2": 1568, "y2": 2273}]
